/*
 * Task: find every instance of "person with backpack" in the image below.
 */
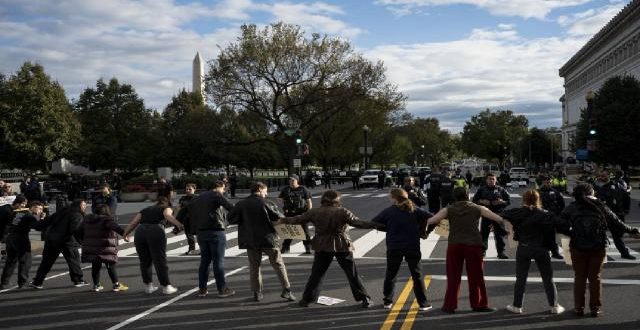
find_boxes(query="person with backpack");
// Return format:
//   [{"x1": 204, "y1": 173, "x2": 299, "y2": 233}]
[
  {"x1": 558, "y1": 183, "x2": 640, "y2": 317},
  {"x1": 372, "y1": 188, "x2": 433, "y2": 311},
  {"x1": 538, "y1": 175, "x2": 565, "y2": 259},
  {"x1": 501, "y1": 190, "x2": 565, "y2": 315},
  {"x1": 278, "y1": 175, "x2": 312, "y2": 254},
  {"x1": 79, "y1": 204, "x2": 127, "y2": 292},
  {"x1": 30, "y1": 199, "x2": 87, "y2": 289}
]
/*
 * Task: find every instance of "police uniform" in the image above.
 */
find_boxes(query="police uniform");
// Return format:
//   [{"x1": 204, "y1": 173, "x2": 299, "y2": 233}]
[{"x1": 472, "y1": 184, "x2": 510, "y2": 258}]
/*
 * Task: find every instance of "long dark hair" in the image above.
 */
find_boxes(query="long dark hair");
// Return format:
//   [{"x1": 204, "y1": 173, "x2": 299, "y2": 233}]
[{"x1": 572, "y1": 183, "x2": 608, "y2": 230}]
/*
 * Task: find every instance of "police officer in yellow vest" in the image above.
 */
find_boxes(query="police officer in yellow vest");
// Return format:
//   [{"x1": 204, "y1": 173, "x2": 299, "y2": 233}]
[
  {"x1": 551, "y1": 171, "x2": 567, "y2": 194},
  {"x1": 453, "y1": 173, "x2": 468, "y2": 189}
]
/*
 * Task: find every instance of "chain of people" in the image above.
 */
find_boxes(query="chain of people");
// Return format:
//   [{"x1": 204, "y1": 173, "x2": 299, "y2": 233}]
[{"x1": 1, "y1": 169, "x2": 640, "y2": 320}]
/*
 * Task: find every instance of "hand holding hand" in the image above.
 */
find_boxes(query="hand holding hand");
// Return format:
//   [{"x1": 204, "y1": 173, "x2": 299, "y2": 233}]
[{"x1": 123, "y1": 235, "x2": 130, "y2": 242}]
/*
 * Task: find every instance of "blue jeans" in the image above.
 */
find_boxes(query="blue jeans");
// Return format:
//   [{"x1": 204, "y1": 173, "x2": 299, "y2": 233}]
[{"x1": 197, "y1": 230, "x2": 227, "y2": 291}]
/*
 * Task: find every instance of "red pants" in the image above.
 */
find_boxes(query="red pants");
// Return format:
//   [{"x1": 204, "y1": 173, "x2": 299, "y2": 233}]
[{"x1": 442, "y1": 243, "x2": 489, "y2": 310}]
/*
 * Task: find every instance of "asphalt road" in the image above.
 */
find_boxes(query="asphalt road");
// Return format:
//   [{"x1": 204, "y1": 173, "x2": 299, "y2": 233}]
[{"x1": 1, "y1": 184, "x2": 640, "y2": 330}]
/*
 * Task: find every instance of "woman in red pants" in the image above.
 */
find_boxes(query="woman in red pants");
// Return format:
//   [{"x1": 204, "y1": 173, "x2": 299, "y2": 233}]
[{"x1": 427, "y1": 186, "x2": 505, "y2": 313}]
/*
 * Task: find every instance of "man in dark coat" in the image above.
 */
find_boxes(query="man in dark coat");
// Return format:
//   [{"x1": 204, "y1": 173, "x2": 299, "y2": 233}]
[
  {"x1": 228, "y1": 181, "x2": 295, "y2": 302},
  {"x1": 31, "y1": 199, "x2": 87, "y2": 288}
]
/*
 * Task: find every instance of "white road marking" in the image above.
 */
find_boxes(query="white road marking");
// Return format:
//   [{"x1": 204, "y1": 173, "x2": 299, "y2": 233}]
[
  {"x1": 106, "y1": 265, "x2": 248, "y2": 330},
  {"x1": 420, "y1": 233, "x2": 441, "y2": 260},
  {"x1": 352, "y1": 230, "x2": 386, "y2": 258}
]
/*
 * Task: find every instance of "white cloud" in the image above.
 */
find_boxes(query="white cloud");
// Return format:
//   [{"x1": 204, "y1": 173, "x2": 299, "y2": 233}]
[
  {"x1": 0, "y1": 0, "x2": 362, "y2": 110},
  {"x1": 363, "y1": 25, "x2": 591, "y2": 131},
  {"x1": 557, "y1": 3, "x2": 624, "y2": 37},
  {"x1": 375, "y1": 0, "x2": 592, "y2": 19}
]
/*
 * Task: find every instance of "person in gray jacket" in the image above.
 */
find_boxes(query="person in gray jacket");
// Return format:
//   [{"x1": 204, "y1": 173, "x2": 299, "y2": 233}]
[{"x1": 228, "y1": 181, "x2": 295, "y2": 302}]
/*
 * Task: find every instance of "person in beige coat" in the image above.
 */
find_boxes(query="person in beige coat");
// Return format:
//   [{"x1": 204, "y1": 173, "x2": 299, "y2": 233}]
[{"x1": 278, "y1": 190, "x2": 383, "y2": 308}]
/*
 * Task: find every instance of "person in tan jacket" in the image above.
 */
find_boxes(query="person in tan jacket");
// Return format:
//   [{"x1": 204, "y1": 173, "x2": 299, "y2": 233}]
[{"x1": 278, "y1": 189, "x2": 383, "y2": 308}]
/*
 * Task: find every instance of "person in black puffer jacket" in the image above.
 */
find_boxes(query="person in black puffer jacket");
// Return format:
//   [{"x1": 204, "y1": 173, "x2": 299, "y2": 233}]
[
  {"x1": 558, "y1": 183, "x2": 640, "y2": 317},
  {"x1": 501, "y1": 190, "x2": 565, "y2": 315},
  {"x1": 80, "y1": 204, "x2": 126, "y2": 292}
]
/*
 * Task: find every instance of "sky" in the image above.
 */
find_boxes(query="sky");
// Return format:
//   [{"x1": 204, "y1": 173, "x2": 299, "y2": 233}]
[{"x1": 0, "y1": 0, "x2": 630, "y2": 132}]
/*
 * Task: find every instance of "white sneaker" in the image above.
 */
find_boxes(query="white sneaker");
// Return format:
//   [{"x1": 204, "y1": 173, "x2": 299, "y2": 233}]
[
  {"x1": 551, "y1": 304, "x2": 565, "y2": 314},
  {"x1": 144, "y1": 283, "x2": 158, "y2": 294},
  {"x1": 419, "y1": 304, "x2": 433, "y2": 312},
  {"x1": 506, "y1": 304, "x2": 523, "y2": 314},
  {"x1": 162, "y1": 285, "x2": 178, "y2": 295},
  {"x1": 383, "y1": 303, "x2": 393, "y2": 309}
]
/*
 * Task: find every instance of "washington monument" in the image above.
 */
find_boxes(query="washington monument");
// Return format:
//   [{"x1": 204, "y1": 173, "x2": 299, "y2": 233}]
[{"x1": 192, "y1": 52, "x2": 204, "y2": 96}]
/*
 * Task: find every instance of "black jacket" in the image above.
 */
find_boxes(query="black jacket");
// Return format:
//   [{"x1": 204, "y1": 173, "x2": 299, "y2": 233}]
[
  {"x1": 472, "y1": 185, "x2": 510, "y2": 213},
  {"x1": 79, "y1": 214, "x2": 123, "y2": 263},
  {"x1": 501, "y1": 207, "x2": 560, "y2": 250},
  {"x1": 228, "y1": 195, "x2": 284, "y2": 249},
  {"x1": 34, "y1": 208, "x2": 83, "y2": 245},
  {"x1": 188, "y1": 190, "x2": 234, "y2": 233},
  {"x1": 538, "y1": 186, "x2": 565, "y2": 215},
  {"x1": 559, "y1": 201, "x2": 638, "y2": 251}
]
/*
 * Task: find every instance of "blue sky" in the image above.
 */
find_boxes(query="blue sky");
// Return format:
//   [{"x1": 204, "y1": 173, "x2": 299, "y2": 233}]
[{"x1": 0, "y1": 0, "x2": 630, "y2": 132}]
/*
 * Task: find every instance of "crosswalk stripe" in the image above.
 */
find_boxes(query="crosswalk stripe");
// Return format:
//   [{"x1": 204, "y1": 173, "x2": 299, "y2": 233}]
[
  {"x1": 351, "y1": 193, "x2": 371, "y2": 198},
  {"x1": 420, "y1": 233, "x2": 441, "y2": 260},
  {"x1": 373, "y1": 193, "x2": 388, "y2": 198},
  {"x1": 485, "y1": 232, "x2": 498, "y2": 258},
  {"x1": 352, "y1": 230, "x2": 386, "y2": 258}
]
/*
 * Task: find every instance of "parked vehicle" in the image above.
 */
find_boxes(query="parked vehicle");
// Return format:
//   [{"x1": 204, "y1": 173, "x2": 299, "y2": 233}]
[
  {"x1": 359, "y1": 169, "x2": 385, "y2": 187},
  {"x1": 508, "y1": 167, "x2": 529, "y2": 182}
]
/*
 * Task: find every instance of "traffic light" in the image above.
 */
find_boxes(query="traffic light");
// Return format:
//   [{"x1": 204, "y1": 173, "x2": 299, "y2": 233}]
[
  {"x1": 295, "y1": 129, "x2": 303, "y2": 144},
  {"x1": 588, "y1": 119, "x2": 597, "y2": 136}
]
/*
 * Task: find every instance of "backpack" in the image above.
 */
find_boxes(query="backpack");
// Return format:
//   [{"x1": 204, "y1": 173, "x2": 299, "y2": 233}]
[{"x1": 572, "y1": 212, "x2": 608, "y2": 251}]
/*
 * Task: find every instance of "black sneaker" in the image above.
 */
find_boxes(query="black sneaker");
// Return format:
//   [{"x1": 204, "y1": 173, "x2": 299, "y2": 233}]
[
  {"x1": 298, "y1": 300, "x2": 310, "y2": 307},
  {"x1": 551, "y1": 253, "x2": 563, "y2": 260},
  {"x1": 590, "y1": 309, "x2": 602, "y2": 317},
  {"x1": 253, "y1": 291, "x2": 263, "y2": 302},
  {"x1": 574, "y1": 308, "x2": 585, "y2": 316},
  {"x1": 497, "y1": 253, "x2": 509, "y2": 259},
  {"x1": 281, "y1": 289, "x2": 296, "y2": 301},
  {"x1": 361, "y1": 297, "x2": 373, "y2": 308},
  {"x1": 620, "y1": 254, "x2": 636, "y2": 260},
  {"x1": 472, "y1": 307, "x2": 497, "y2": 312},
  {"x1": 73, "y1": 281, "x2": 89, "y2": 288},
  {"x1": 28, "y1": 282, "x2": 43, "y2": 290}
]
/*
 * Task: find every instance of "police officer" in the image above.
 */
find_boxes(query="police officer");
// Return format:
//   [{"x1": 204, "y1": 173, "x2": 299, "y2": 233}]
[
  {"x1": 594, "y1": 170, "x2": 635, "y2": 260},
  {"x1": 472, "y1": 173, "x2": 510, "y2": 259},
  {"x1": 538, "y1": 175, "x2": 565, "y2": 259},
  {"x1": 551, "y1": 171, "x2": 568, "y2": 194},
  {"x1": 453, "y1": 173, "x2": 469, "y2": 189},
  {"x1": 425, "y1": 169, "x2": 443, "y2": 214},
  {"x1": 402, "y1": 176, "x2": 427, "y2": 208},
  {"x1": 439, "y1": 171, "x2": 454, "y2": 207},
  {"x1": 279, "y1": 175, "x2": 312, "y2": 254}
]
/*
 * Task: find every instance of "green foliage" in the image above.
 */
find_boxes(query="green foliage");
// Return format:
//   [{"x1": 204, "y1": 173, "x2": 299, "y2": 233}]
[
  {"x1": 461, "y1": 109, "x2": 528, "y2": 167},
  {"x1": 0, "y1": 62, "x2": 80, "y2": 169},
  {"x1": 73, "y1": 78, "x2": 156, "y2": 172},
  {"x1": 205, "y1": 22, "x2": 405, "y2": 173},
  {"x1": 574, "y1": 76, "x2": 640, "y2": 166},
  {"x1": 399, "y1": 117, "x2": 457, "y2": 167}
]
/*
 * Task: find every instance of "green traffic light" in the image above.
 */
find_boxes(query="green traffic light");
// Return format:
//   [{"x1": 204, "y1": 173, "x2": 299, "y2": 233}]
[
  {"x1": 589, "y1": 129, "x2": 596, "y2": 135},
  {"x1": 296, "y1": 138, "x2": 302, "y2": 144}
]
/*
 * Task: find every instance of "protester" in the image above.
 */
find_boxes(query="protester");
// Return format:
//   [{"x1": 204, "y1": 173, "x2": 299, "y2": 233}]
[
  {"x1": 31, "y1": 199, "x2": 87, "y2": 289},
  {"x1": 538, "y1": 175, "x2": 565, "y2": 259},
  {"x1": 79, "y1": 204, "x2": 127, "y2": 292},
  {"x1": 279, "y1": 175, "x2": 312, "y2": 254},
  {"x1": 1, "y1": 201, "x2": 44, "y2": 290},
  {"x1": 278, "y1": 190, "x2": 382, "y2": 308},
  {"x1": 558, "y1": 183, "x2": 640, "y2": 317},
  {"x1": 0, "y1": 197, "x2": 27, "y2": 266},
  {"x1": 501, "y1": 190, "x2": 565, "y2": 315},
  {"x1": 188, "y1": 181, "x2": 235, "y2": 297},
  {"x1": 427, "y1": 186, "x2": 505, "y2": 313},
  {"x1": 92, "y1": 183, "x2": 117, "y2": 217},
  {"x1": 175, "y1": 183, "x2": 198, "y2": 255},
  {"x1": 228, "y1": 181, "x2": 295, "y2": 302},
  {"x1": 372, "y1": 188, "x2": 432, "y2": 311},
  {"x1": 402, "y1": 176, "x2": 427, "y2": 208},
  {"x1": 123, "y1": 197, "x2": 183, "y2": 295},
  {"x1": 593, "y1": 170, "x2": 635, "y2": 259}
]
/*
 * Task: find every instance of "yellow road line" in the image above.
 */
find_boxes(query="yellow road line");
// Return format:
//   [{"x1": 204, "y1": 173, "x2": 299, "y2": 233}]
[
  {"x1": 400, "y1": 276, "x2": 432, "y2": 330},
  {"x1": 380, "y1": 279, "x2": 414, "y2": 330}
]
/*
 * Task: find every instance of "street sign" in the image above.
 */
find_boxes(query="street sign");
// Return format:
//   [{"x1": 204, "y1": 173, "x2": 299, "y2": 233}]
[
  {"x1": 359, "y1": 146, "x2": 373, "y2": 155},
  {"x1": 293, "y1": 158, "x2": 301, "y2": 168},
  {"x1": 576, "y1": 148, "x2": 589, "y2": 160}
]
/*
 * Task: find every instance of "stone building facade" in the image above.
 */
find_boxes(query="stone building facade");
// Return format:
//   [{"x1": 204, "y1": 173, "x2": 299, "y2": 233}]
[{"x1": 558, "y1": 0, "x2": 640, "y2": 161}]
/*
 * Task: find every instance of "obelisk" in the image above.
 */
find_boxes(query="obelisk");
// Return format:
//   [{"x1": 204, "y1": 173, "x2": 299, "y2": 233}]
[{"x1": 192, "y1": 52, "x2": 204, "y2": 97}]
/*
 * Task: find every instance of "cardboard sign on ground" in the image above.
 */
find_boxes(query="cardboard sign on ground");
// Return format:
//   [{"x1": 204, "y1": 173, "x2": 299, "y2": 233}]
[
  {"x1": 317, "y1": 296, "x2": 345, "y2": 306},
  {"x1": 434, "y1": 219, "x2": 449, "y2": 238}
]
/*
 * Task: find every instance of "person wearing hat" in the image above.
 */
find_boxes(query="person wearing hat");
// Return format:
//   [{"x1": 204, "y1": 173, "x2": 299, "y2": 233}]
[{"x1": 279, "y1": 174, "x2": 312, "y2": 254}]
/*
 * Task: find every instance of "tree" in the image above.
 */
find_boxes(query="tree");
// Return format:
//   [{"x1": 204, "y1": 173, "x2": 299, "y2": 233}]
[
  {"x1": 0, "y1": 62, "x2": 80, "y2": 170},
  {"x1": 574, "y1": 76, "x2": 640, "y2": 166},
  {"x1": 159, "y1": 90, "x2": 212, "y2": 173},
  {"x1": 401, "y1": 117, "x2": 458, "y2": 168},
  {"x1": 461, "y1": 109, "x2": 528, "y2": 168},
  {"x1": 73, "y1": 78, "x2": 155, "y2": 172},
  {"x1": 518, "y1": 128, "x2": 558, "y2": 166},
  {"x1": 205, "y1": 22, "x2": 405, "y2": 174}
]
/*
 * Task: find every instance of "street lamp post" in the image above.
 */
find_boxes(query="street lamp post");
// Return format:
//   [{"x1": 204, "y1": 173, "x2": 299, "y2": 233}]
[
  {"x1": 363, "y1": 125, "x2": 370, "y2": 170},
  {"x1": 421, "y1": 145, "x2": 425, "y2": 166}
]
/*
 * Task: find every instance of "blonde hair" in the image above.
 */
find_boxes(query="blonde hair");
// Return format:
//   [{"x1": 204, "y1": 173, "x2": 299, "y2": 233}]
[
  {"x1": 522, "y1": 189, "x2": 542, "y2": 208},
  {"x1": 390, "y1": 188, "x2": 416, "y2": 212}
]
